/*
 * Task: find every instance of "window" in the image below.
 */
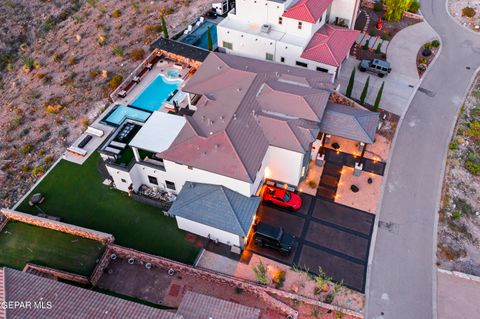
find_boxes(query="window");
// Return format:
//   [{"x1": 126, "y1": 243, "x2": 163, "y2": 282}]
[
  {"x1": 298, "y1": 21, "x2": 302, "y2": 29},
  {"x1": 280, "y1": 57, "x2": 285, "y2": 63},
  {"x1": 316, "y1": 66, "x2": 328, "y2": 73},
  {"x1": 278, "y1": 17, "x2": 283, "y2": 25},
  {"x1": 295, "y1": 61, "x2": 308, "y2": 68},
  {"x1": 165, "y1": 180, "x2": 176, "y2": 190},
  {"x1": 121, "y1": 178, "x2": 127, "y2": 183},
  {"x1": 222, "y1": 41, "x2": 233, "y2": 50},
  {"x1": 265, "y1": 53, "x2": 274, "y2": 61},
  {"x1": 148, "y1": 176, "x2": 158, "y2": 185}
]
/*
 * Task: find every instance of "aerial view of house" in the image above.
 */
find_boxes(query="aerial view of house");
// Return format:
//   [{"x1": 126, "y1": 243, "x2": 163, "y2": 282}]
[{"x1": 0, "y1": 0, "x2": 479, "y2": 318}]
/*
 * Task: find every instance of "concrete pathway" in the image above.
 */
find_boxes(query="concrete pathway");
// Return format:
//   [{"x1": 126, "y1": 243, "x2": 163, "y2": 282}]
[
  {"x1": 437, "y1": 269, "x2": 480, "y2": 319},
  {"x1": 337, "y1": 21, "x2": 436, "y2": 116},
  {"x1": 365, "y1": 0, "x2": 480, "y2": 317},
  {"x1": 387, "y1": 21, "x2": 437, "y2": 83}
]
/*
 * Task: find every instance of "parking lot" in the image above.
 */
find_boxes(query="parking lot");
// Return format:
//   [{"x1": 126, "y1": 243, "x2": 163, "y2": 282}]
[{"x1": 249, "y1": 193, "x2": 374, "y2": 292}]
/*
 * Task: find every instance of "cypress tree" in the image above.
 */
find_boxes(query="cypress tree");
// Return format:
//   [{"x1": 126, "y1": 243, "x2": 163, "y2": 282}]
[
  {"x1": 360, "y1": 76, "x2": 370, "y2": 105},
  {"x1": 207, "y1": 27, "x2": 213, "y2": 51},
  {"x1": 161, "y1": 15, "x2": 169, "y2": 39},
  {"x1": 373, "y1": 81, "x2": 385, "y2": 111},
  {"x1": 346, "y1": 68, "x2": 356, "y2": 98}
]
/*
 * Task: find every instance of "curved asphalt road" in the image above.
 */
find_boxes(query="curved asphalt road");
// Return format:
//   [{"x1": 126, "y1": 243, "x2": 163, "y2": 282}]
[{"x1": 365, "y1": 1, "x2": 480, "y2": 318}]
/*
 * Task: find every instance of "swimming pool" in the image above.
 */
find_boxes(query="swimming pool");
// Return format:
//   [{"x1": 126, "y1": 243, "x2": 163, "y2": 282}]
[
  {"x1": 181, "y1": 21, "x2": 217, "y2": 50},
  {"x1": 130, "y1": 75, "x2": 182, "y2": 112},
  {"x1": 102, "y1": 105, "x2": 151, "y2": 126}
]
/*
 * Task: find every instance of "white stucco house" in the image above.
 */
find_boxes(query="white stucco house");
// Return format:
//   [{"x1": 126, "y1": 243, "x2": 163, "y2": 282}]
[
  {"x1": 100, "y1": 52, "x2": 379, "y2": 250},
  {"x1": 217, "y1": 0, "x2": 360, "y2": 78}
]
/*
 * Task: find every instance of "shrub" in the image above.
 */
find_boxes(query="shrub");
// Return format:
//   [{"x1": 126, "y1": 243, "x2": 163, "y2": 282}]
[
  {"x1": 20, "y1": 165, "x2": 31, "y2": 173},
  {"x1": 272, "y1": 269, "x2": 286, "y2": 289},
  {"x1": 86, "y1": 0, "x2": 97, "y2": 8},
  {"x1": 462, "y1": 7, "x2": 476, "y2": 18},
  {"x1": 409, "y1": 0, "x2": 420, "y2": 13},
  {"x1": 373, "y1": 81, "x2": 384, "y2": 111},
  {"x1": 144, "y1": 24, "x2": 163, "y2": 33},
  {"x1": 431, "y1": 39, "x2": 440, "y2": 47},
  {"x1": 360, "y1": 76, "x2": 370, "y2": 105},
  {"x1": 375, "y1": 43, "x2": 382, "y2": 54},
  {"x1": 466, "y1": 120, "x2": 480, "y2": 140},
  {"x1": 36, "y1": 72, "x2": 45, "y2": 79},
  {"x1": 451, "y1": 211, "x2": 462, "y2": 220},
  {"x1": 21, "y1": 144, "x2": 33, "y2": 155},
  {"x1": 424, "y1": 42, "x2": 432, "y2": 49},
  {"x1": 89, "y1": 68, "x2": 99, "y2": 79},
  {"x1": 32, "y1": 165, "x2": 46, "y2": 177},
  {"x1": 129, "y1": 48, "x2": 145, "y2": 61},
  {"x1": 22, "y1": 56, "x2": 34, "y2": 73},
  {"x1": 109, "y1": 74, "x2": 123, "y2": 90},
  {"x1": 52, "y1": 53, "x2": 62, "y2": 63},
  {"x1": 346, "y1": 68, "x2": 356, "y2": 98},
  {"x1": 419, "y1": 57, "x2": 428, "y2": 64},
  {"x1": 373, "y1": 0, "x2": 383, "y2": 12},
  {"x1": 97, "y1": 33, "x2": 107, "y2": 46},
  {"x1": 252, "y1": 260, "x2": 268, "y2": 285},
  {"x1": 45, "y1": 155, "x2": 54, "y2": 165},
  {"x1": 363, "y1": 39, "x2": 370, "y2": 50},
  {"x1": 112, "y1": 46, "x2": 124, "y2": 57},
  {"x1": 465, "y1": 160, "x2": 480, "y2": 175},
  {"x1": 381, "y1": 32, "x2": 391, "y2": 41},
  {"x1": 111, "y1": 9, "x2": 121, "y2": 18},
  {"x1": 449, "y1": 142, "x2": 458, "y2": 150},
  {"x1": 67, "y1": 56, "x2": 77, "y2": 65}
]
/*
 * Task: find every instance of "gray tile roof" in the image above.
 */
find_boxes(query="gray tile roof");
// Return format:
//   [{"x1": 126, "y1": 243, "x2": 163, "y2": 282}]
[
  {"x1": 0, "y1": 268, "x2": 181, "y2": 319},
  {"x1": 159, "y1": 52, "x2": 334, "y2": 182},
  {"x1": 168, "y1": 182, "x2": 260, "y2": 236},
  {"x1": 319, "y1": 103, "x2": 380, "y2": 144},
  {"x1": 176, "y1": 291, "x2": 260, "y2": 319}
]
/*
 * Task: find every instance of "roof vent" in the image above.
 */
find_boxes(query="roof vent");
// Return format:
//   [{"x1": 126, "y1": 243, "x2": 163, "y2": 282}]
[
  {"x1": 261, "y1": 24, "x2": 272, "y2": 33},
  {"x1": 209, "y1": 131, "x2": 213, "y2": 135},
  {"x1": 217, "y1": 65, "x2": 222, "y2": 70},
  {"x1": 233, "y1": 113, "x2": 237, "y2": 120},
  {"x1": 237, "y1": 87, "x2": 242, "y2": 92},
  {"x1": 245, "y1": 65, "x2": 248, "y2": 70},
  {"x1": 214, "y1": 144, "x2": 220, "y2": 149},
  {"x1": 252, "y1": 109, "x2": 256, "y2": 116}
]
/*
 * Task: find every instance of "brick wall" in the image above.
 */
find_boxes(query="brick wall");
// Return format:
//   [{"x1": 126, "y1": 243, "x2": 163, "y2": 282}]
[
  {"x1": 1, "y1": 209, "x2": 114, "y2": 244},
  {"x1": 102, "y1": 244, "x2": 363, "y2": 318},
  {"x1": 23, "y1": 263, "x2": 90, "y2": 285}
]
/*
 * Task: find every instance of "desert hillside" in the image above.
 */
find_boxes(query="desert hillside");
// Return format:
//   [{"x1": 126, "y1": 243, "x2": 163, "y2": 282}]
[{"x1": 0, "y1": 0, "x2": 214, "y2": 207}]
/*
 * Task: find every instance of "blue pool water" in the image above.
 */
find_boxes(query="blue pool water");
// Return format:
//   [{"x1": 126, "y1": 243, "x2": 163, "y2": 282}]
[
  {"x1": 130, "y1": 75, "x2": 182, "y2": 112},
  {"x1": 103, "y1": 105, "x2": 151, "y2": 126},
  {"x1": 181, "y1": 21, "x2": 217, "y2": 50}
]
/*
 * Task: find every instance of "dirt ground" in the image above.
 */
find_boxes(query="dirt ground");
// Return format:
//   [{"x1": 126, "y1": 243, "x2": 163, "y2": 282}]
[
  {"x1": 437, "y1": 76, "x2": 480, "y2": 275},
  {"x1": 0, "y1": 0, "x2": 215, "y2": 208}
]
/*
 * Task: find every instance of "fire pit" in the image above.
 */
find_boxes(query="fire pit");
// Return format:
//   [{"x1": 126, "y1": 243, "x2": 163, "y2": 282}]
[{"x1": 350, "y1": 185, "x2": 359, "y2": 193}]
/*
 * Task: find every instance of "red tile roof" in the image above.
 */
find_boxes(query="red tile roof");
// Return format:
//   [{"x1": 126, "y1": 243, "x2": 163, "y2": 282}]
[
  {"x1": 301, "y1": 25, "x2": 359, "y2": 67},
  {"x1": 282, "y1": 0, "x2": 333, "y2": 23}
]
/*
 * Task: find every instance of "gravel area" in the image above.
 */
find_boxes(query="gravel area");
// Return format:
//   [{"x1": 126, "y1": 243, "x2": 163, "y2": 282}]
[{"x1": 448, "y1": 0, "x2": 480, "y2": 32}]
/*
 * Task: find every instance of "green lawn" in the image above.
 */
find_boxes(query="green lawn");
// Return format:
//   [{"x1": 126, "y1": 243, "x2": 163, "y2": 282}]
[
  {"x1": 0, "y1": 221, "x2": 105, "y2": 276},
  {"x1": 17, "y1": 153, "x2": 199, "y2": 264}
]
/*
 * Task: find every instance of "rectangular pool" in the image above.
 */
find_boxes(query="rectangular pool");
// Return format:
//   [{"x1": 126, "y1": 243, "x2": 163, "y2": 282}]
[
  {"x1": 130, "y1": 75, "x2": 182, "y2": 112},
  {"x1": 181, "y1": 21, "x2": 217, "y2": 50},
  {"x1": 102, "y1": 105, "x2": 151, "y2": 126}
]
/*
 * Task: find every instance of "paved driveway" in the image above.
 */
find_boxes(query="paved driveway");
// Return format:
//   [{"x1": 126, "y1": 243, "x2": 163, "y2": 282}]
[
  {"x1": 336, "y1": 22, "x2": 436, "y2": 116},
  {"x1": 250, "y1": 194, "x2": 375, "y2": 292}
]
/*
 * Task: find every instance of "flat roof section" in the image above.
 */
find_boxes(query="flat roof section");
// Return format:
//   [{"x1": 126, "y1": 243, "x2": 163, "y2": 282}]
[
  {"x1": 150, "y1": 38, "x2": 210, "y2": 62},
  {"x1": 129, "y1": 112, "x2": 186, "y2": 153}
]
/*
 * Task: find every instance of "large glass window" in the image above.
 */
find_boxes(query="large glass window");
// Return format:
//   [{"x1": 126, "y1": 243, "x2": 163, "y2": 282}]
[
  {"x1": 148, "y1": 176, "x2": 158, "y2": 185},
  {"x1": 222, "y1": 41, "x2": 233, "y2": 50}
]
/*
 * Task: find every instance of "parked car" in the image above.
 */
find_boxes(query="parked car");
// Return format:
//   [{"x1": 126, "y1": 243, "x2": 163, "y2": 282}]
[
  {"x1": 253, "y1": 222, "x2": 295, "y2": 255},
  {"x1": 359, "y1": 59, "x2": 391, "y2": 77},
  {"x1": 263, "y1": 185, "x2": 302, "y2": 211}
]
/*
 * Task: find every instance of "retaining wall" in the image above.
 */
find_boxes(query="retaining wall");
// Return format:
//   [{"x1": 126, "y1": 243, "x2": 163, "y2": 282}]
[
  {"x1": 1, "y1": 209, "x2": 114, "y2": 244},
  {"x1": 23, "y1": 263, "x2": 90, "y2": 285}
]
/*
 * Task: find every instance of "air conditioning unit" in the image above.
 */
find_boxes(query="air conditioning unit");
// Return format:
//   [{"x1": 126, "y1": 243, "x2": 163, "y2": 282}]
[{"x1": 261, "y1": 24, "x2": 271, "y2": 33}]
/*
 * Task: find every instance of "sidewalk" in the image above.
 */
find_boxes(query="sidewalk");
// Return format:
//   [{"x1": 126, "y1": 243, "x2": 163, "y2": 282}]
[{"x1": 337, "y1": 22, "x2": 436, "y2": 116}]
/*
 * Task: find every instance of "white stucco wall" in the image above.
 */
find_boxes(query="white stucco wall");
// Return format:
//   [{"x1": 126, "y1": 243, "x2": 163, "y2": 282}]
[
  {"x1": 261, "y1": 146, "x2": 306, "y2": 186},
  {"x1": 176, "y1": 216, "x2": 242, "y2": 247},
  {"x1": 329, "y1": 0, "x2": 360, "y2": 28}
]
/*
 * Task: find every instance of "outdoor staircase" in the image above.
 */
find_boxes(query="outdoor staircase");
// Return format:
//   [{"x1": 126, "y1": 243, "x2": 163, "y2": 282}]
[{"x1": 317, "y1": 162, "x2": 342, "y2": 201}]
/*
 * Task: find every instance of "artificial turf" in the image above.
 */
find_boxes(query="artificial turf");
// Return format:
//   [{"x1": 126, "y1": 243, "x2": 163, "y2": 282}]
[
  {"x1": 17, "y1": 153, "x2": 199, "y2": 265},
  {"x1": 0, "y1": 221, "x2": 105, "y2": 276}
]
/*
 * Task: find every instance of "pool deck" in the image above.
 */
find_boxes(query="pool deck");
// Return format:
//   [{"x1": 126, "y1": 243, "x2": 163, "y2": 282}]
[{"x1": 64, "y1": 60, "x2": 190, "y2": 165}]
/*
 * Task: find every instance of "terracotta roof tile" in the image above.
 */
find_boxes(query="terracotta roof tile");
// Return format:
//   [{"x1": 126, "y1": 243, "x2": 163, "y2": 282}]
[{"x1": 282, "y1": 0, "x2": 333, "y2": 23}]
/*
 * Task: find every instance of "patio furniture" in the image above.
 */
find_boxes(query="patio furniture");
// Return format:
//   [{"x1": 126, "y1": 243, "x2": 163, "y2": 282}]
[
  {"x1": 110, "y1": 141, "x2": 127, "y2": 149},
  {"x1": 133, "y1": 76, "x2": 141, "y2": 83},
  {"x1": 117, "y1": 90, "x2": 127, "y2": 98},
  {"x1": 146, "y1": 63, "x2": 153, "y2": 70},
  {"x1": 105, "y1": 147, "x2": 121, "y2": 155},
  {"x1": 67, "y1": 146, "x2": 87, "y2": 157},
  {"x1": 86, "y1": 126, "x2": 104, "y2": 137},
  {"x1": 350, "y1": 185, "x2": 359, "y2": 193},
  {"x1": 332, "y1": 142, "x2": 340, "y2": 150},
  {"x1": 28, "y1": 193, "x2": 44, "y2": 206}
]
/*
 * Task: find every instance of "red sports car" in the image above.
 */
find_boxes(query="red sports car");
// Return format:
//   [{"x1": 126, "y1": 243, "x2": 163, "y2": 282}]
[{"x1": 263, "y1": 186, "x2": 302, "y2": 211}]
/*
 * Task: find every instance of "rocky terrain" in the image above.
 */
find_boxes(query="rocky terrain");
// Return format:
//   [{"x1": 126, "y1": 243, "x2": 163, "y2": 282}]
[
  {"x1": 438, "y1": 76, "x2": 480, "y2": 275},
  {"x1": 0, "y1": 0, "x2": 214, "y2": 207}
]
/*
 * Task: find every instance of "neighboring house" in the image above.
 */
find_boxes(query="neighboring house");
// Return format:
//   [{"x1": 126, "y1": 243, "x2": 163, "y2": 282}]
[
  {"x1": 0, "y1": 267, "x2": 180, "y2": 319},
  {"x1": 217, "y1": 0, "x2": 360, "y2": 77},
  {"x1": 168, "y1": 182, "x2": 261, "y2": 249},
  {"x1": 176, "y1": 291, "x2": 261, "y2": 319}
]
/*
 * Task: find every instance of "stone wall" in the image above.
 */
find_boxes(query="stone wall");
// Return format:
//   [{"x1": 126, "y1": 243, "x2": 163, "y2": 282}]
[
  {"x1": 90, "y1": 245, "x2": 114, "y2": 285},
  {"x1": 1, "y1": 209, "x2": 114, "y2": 244},
  {"x1": 100, "y1": 244, "x2": 363, "y2": 318},
  {"x1": 23, "y1": 263, "x2": 90, "y2": 285},
  {"x1": 331, "y1": 91, "x2": 367, "y2": 109}
]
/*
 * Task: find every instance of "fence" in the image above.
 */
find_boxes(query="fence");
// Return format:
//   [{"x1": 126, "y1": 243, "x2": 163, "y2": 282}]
[
  {"x1": 23, "y1": 263, "x2": 90, "y2": 285},
  {"x1": 131, "y1": 193, "x2": 172, "y2": 212},
  {"x1": 0, "y1": 209, "x2": 114, "y2": 244}
]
